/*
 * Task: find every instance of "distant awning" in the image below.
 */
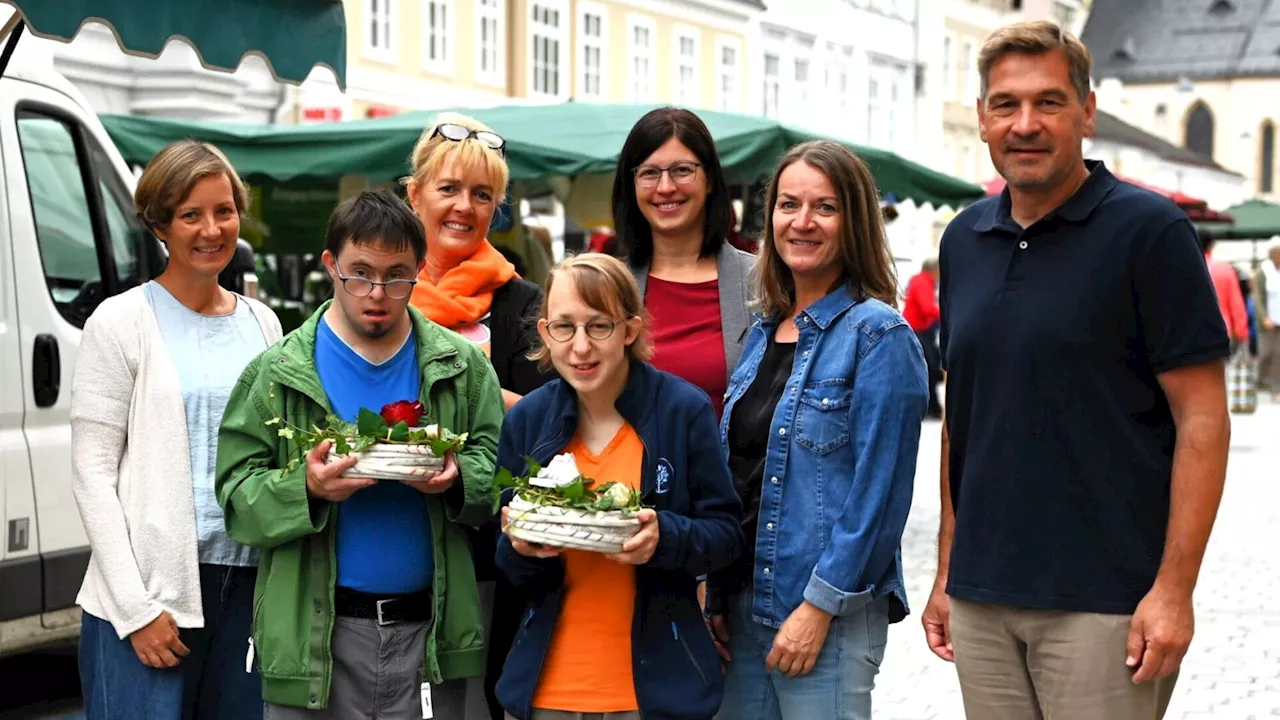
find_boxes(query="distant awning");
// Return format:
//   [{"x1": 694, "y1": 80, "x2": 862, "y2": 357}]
[
  {"x1": 986, "y1": 174, "x2": 1217, "y2": 212},
  {"x1": 1197, "y1": 200, "x2": 1280, "y2": 240},
  {"x1": 1, "y1": 0, "x2": 346, "y2": 88}
]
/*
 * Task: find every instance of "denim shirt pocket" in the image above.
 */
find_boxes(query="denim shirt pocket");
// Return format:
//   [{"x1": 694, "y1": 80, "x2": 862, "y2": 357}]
[{"x1": 794, "y1": 379, "x2": 852, "y2": 455}]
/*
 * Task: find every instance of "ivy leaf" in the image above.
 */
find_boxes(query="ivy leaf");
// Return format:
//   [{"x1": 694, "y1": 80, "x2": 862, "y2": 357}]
[
  {"x1": 356, "y1": 408, "x2": 388, "y2": 438},
  {"x1": 389, "y1": 421, "x2": 410, "y2": 442},
  {"x1": 264, "y1": 417, "x2": 281, "y2": 426},
  {"x1": 523, "y1": 455, "x2": 543, "y2": 477},
  {"x1": 560, "y1": 477, "x2": 586, "y2": 503},
  {"x1": 334, "y1": 434, "x2": 351, "y2": 455},
  {"x1": 277, "y1": 427, "x2": 295, "y2": 439},
  {"x1": 494, "y1": 467, "x2": 517, "y2": 490}
]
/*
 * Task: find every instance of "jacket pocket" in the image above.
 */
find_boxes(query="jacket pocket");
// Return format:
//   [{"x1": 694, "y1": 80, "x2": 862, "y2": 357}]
[
  {"x1": 672, "y1": 621, "x2": 711, "y2": 687},
  {"x1": 795, "y1": 382, "x2": 852, "y2": 455}
]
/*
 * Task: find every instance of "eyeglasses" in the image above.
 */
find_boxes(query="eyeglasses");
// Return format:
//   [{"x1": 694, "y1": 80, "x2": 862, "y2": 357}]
[
  {"x1": 632, "y1": 162, "x2": 702, "y2": 188},
  {"x1": 430, "y1": 122, "x2": 506, "y2": 156},
  {"x1": 545, "y1": 319, "x2": 618, "y2": 342},
  {"x1": 333, "y1": 259, "x2": 417, "y2": 299}
]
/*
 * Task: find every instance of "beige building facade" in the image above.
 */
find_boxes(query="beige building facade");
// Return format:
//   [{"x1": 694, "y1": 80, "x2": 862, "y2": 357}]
[{"x1": 285, "y1": 0, "x2": 761, "y2": 124}]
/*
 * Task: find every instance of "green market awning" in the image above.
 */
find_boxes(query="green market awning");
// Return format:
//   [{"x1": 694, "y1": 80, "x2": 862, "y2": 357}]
[
  {"x1": 99, "y1": 103, "x2": 984, "y2": 210},
  {"x1": 1, "y1": 0, "x2": 346, "y2": 88},
  {"x1": 1197, "y1": 199, "x2": 1280, "y2": 240}
]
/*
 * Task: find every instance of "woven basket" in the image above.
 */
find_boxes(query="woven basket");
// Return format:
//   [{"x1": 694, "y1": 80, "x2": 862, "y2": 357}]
[
  {"x1": 506, "y1": 493, "x2": 641, "y2": 553},
  {"x1": 327, "y1": 441, "x2": 444, "y2": 481}
]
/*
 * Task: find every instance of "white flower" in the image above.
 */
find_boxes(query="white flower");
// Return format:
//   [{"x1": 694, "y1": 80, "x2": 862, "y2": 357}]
[
  {"x1": 603, "y1": 482, "x2": 633, "y2": 508},
  {"x1": 529, "y1": 453, "x2": 581, "y2": 488}
]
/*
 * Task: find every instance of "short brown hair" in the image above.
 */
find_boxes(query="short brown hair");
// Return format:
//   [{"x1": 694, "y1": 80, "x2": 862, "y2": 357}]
[
  {"x1": 528, "y1": 253, "x2": 654, "y2": 372},
  {"x1": 755, "y1": 141, "x2": 898, "y2": 318},
  {"x1": 403, "y1": 112, "x2": 509, "y2": 200},
  {"x1": 134, "y1": 140, "x2": 248, "y2": 233},
  {"x1": 978, "y1": 21, "x2": 1092, "y2": 102}
]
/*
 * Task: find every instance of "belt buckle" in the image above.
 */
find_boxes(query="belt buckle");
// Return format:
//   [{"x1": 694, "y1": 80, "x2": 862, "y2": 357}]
[{"x1": 375, "y1": 598, "x2": 394, "y2": 626}]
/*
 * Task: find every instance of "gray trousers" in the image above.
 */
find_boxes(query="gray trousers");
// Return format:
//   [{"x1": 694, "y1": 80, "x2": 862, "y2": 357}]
[
  {"x1": 264, "y1": 617, "x2": 468, "y2": 720},
  {"x1": 1258, "y1": 326, "x2": 1280, "y2": 391},
  {"x1": 950, "y1": 598, "x2": 1177, "y2": 720}
]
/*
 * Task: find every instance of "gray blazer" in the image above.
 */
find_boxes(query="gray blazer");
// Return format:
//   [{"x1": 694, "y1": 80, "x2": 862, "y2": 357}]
[{"x1": 632, "y1": 242, "x2": 756, "y2": 382}]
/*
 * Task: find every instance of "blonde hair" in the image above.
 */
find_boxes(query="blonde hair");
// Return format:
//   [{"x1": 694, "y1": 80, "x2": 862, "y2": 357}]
[
  {"x1": 978, "y1": 21, "x2": 1092, "y2": 102},
  {"x1": 755, "y1": 141, "x2": 898, "y2": 319},
  {"x1": 403, "y1": 112, "x2": 509, "y2": 198},
  {"x1": 134, "y1": 140, "x2": 248, "y2": 233},
  {"x1": 528, "y1": 253, "x2": 654, "y2": 372}
]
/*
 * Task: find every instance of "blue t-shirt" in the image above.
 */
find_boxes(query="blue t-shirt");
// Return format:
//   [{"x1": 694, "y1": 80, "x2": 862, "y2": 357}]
[
  {"x1": 314, "y1": 317, "x2": 433, "y2": 594},
  {"x1": 146, "y1": 282, "x2": 266, "y2": 566}
]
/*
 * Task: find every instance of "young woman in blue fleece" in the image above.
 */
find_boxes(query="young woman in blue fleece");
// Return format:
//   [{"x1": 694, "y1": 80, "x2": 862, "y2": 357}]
[
  {"x1": 710, "y1": 141, "x2": 929, "y2": 720},
  {"x1": 493, "y1": 252, "x2": 745, "y2": 720}
]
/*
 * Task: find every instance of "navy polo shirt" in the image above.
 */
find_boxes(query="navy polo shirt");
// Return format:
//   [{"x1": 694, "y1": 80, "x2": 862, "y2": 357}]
[{"x1": 938, "y1": 161, "x2": 1229, "y2": 615}]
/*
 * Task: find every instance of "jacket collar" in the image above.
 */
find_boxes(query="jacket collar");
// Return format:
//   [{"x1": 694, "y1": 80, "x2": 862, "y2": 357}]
[
  {"x1": 973, "y1": 159, "x2": 1117, "y2": 233},
  {"x1": 268, "y1": 301, "x2": 460, "y2": 406},
  {"x1": 537, "y1": 361, "x2": 658, "y2": 451},
  {"x1": 755, "y1": 284, "x2": 860, "y2": 333}
]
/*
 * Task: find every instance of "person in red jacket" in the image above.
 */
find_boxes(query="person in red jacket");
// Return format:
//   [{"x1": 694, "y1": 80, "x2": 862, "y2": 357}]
[{"x1": 903, "y1": 258, "x2": 943, "y2": 418}]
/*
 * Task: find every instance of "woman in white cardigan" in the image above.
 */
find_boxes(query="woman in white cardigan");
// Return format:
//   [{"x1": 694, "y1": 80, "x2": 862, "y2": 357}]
[{"x1": 71, "y1": 141, "x2": 282, "y2": 720}]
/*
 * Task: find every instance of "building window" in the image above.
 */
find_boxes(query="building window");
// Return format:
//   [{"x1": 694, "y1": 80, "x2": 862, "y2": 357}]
[
  {"x1": 942, "y1": 35, "x2": 953, "y2": 99},
  {"x1": 675, "y1": 28, "x2": 700, "y2": 107},
  {"x1": 578, "y1": 3, "x2": 607, "y2": 99},
  {"x1": 1184, "y1": 101, "x2": 1215, "y2": 159},
  {"x1": 365, "y1": 0, "x2": 396, "y2": 61},
  {"x1": 1261, "y1": 120, "x2": 1275, "y2": 194},
  {"x1": 423, "y1": 0, "x2": 453, "y2": 73},
  {"x1": 627, "y1": 16, "x2": 656, "y2": 103},
  {"x1": 794, "y1": 58, "x2": 810, "y2": 110},
  {"x1": 763, "y1": 54, "x2": 781, "y2": 119},
  {"x1": 716, "y1": 37, "x2": 741, "y2": 112},
  {"x1": 476, "y1": 0, "x2": 504, "y2": 86},
  {"x1": 529, "y1": 1, "x2": 568, "y2": 98},
  {"x1": 963, "y1": 40, "x2": 977, "y2": 101}
]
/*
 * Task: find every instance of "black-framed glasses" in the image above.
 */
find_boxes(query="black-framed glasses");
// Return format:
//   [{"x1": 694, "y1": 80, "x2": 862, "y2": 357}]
[
  {"x1": 545, "y1": 319, "x2": 617, "y2": 342},
  {"x1": 632, "y1": 161, "x2": 702, "y2": 188},
  {"x1": 334, "y1": 259, "x2": 417, "y2": 299},
  {"x1": 430, "y1": 122, "x2": 506, "y2": 156}
]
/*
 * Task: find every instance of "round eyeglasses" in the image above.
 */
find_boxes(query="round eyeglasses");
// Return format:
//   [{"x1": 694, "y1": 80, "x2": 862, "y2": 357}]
[
  {"x1": 431, "y1": 122, "x2": 506, "y2": 156},
  {"x1": 632, "y1": 161, "x2": 702, "y2": 188},
  {"x1": 545, "y1": 319, "x2": 617, "y2": 342},
  {"x1": 334, "y1": 260, "x2": 417, "y2": 299}
]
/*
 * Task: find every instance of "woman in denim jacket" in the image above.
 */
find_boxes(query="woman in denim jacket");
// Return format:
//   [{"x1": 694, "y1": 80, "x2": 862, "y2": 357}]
[{"x1": 710, "y1": 140, "x2": 929, "y2": 720}]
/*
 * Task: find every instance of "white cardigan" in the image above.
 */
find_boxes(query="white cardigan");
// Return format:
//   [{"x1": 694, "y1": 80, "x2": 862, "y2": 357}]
[{"x1": 71, "y1": 285, "x2": 282, "y2": 639}]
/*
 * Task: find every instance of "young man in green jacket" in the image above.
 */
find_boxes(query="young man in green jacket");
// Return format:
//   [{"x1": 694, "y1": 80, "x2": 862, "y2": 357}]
[{"x1": 216, "y1": 189, "x2": 502, "y2": 718}]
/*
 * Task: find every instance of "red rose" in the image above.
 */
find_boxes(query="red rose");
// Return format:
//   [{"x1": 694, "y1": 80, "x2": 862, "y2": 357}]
[{"x1": 381, "y1": 400, "x2": 425, "y2": 427}]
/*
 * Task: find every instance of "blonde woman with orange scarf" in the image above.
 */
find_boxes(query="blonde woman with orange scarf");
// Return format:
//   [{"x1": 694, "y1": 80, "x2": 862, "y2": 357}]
[{"x1": 405, "y1": 112, "x2": 555, "y2": 720}]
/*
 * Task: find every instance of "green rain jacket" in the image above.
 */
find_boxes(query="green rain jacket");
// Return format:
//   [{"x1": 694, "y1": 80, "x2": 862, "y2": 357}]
[{"x1": 215, "y1": 302, "x2": 502, "y2": 709}]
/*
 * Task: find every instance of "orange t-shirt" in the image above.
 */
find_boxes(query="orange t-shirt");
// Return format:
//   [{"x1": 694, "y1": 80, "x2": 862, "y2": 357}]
[{"x1": 531, "y1": 423, "x2": 644, "y2": 713}]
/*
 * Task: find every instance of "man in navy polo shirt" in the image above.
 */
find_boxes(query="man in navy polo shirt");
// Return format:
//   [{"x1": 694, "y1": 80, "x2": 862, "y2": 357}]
[{"x1": 920, "y1": 21, "x2": 1231, "y2": 720}]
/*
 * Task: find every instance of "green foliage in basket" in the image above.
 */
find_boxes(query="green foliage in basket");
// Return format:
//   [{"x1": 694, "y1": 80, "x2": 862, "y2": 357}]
[
  {"x1": 492, "y1": 456, "x2": 643, "y2": 515},
  {"x1": 265, "y1": 385, "x2": 467, "y2": 471}
]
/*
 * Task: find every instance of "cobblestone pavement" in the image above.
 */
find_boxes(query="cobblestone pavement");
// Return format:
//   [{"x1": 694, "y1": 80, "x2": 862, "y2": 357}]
[{"x1": 877, "y1": 400, "x2": 1280, "y2": 719}]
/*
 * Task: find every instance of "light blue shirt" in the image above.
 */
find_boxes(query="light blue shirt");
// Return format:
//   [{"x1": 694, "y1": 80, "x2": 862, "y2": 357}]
[{"x1": 146, "y1": 282, "x2": 267, "y2": 567}]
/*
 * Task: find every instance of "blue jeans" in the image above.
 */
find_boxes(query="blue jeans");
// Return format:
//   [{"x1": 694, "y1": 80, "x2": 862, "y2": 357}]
[
  {"x1": 714, "y1": 591, "x2": 889, "y2": 720},
  {"x1": 79, "y1": 564, "x2": 262, "y2": 720}
]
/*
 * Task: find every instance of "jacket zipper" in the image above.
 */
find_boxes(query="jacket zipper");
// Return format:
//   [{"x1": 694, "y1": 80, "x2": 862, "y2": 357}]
[{"x1": 672, "y1": 622, "x2": 709, "y2": 686}]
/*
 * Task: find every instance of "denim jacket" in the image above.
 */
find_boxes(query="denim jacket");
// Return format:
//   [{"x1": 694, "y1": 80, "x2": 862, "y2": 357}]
[{"x1": 714, "y1": 286, "x2": 928, "y2": 628}]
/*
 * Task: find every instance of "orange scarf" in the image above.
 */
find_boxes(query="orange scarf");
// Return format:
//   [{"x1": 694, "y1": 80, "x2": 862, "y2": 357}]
[{"x1": 410, "y1": 240, "x2": 517, "y2": 329}]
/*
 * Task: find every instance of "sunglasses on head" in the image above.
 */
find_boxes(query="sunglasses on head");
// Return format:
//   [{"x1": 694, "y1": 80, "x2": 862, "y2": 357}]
[{"x1": 431, "y1": 122, "x2": 506, "y2": 156}]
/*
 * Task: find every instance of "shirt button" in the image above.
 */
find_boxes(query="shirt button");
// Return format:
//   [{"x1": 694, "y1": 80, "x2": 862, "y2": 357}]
[
  {"x1": 803, "y1": 350, "x2": 809, "y2": 357},
  {"x1": 778, "y1": 428, "x2": 786, "y2": 436},
  {"x1": 821, "y1": 398, "x2": 829, "y2": 406},
  {"x1": 770, "y1": 476, "x2": 779, "y2": 484},
  {"x1": 763, "y1": 567, "x2": 771, "y2": 574},
  {"x1": 766, "y1": 522, "x2": 774, "y2": 530},
  {"x1": 314, "y1": 603, "x2": 322, "y2": 614},
  {"x1": 1019, "y1": 240, "x2": 1028, "y2": 249}
]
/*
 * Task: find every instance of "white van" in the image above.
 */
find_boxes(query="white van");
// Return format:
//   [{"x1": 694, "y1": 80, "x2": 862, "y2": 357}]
[{"x1": 0, "y1": 35, "x2": 167, "y2": 656}]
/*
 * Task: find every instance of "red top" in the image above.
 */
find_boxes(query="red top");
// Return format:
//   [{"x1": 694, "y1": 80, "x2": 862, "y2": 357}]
[
  {"x1": 1206, "y1": 255, "x2": 1249, "y2": 341},
  {"x1": 902, "y1": 271, "x2": 940, "y2": 331},
  {"x1": 645, "y1": 276, "x2": 727, "y2": 418}
]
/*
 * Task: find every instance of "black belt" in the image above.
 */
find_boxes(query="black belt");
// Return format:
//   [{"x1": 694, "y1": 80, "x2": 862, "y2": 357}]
[{"x1": 334, "y1": 586, "x2": 434, "y2": 625}]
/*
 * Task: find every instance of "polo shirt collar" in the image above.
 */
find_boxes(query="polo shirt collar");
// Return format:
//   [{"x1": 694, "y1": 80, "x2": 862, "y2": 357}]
[{"x1": 973, "y1": 159, "x2": 1118, "y2": 233}]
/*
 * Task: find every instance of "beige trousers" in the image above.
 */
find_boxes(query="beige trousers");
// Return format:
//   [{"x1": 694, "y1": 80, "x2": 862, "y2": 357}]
[
  {"x1": 949, "y1": 598, "x2": 1178, "y2": 720},
  {"x1": 1258, "y1": 326, "x2": 1280, "y2": 391}
]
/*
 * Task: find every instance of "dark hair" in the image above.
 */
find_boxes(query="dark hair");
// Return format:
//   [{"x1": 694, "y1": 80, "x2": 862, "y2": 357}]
[
  {"x1": 611, "y1": 107, "x2": 732, "y2": 269},
  {"x1": 325, "y1": 189, "x2": 427, "y2": 262},
  {"x1": 1197, "y1": 227, "x2": 1216, "y2": 254}
]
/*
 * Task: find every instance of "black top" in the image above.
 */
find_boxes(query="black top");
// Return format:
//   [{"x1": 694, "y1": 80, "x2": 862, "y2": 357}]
[
  {"x1": 723, "y1": 336, "x2": 796, "y2": 596},
  {"x1": 939, "y1": 161, "x2": 1230, "y2": 615},
  {"x1": 485, "y1": 278, "x2": 557, "y2": 397}
]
